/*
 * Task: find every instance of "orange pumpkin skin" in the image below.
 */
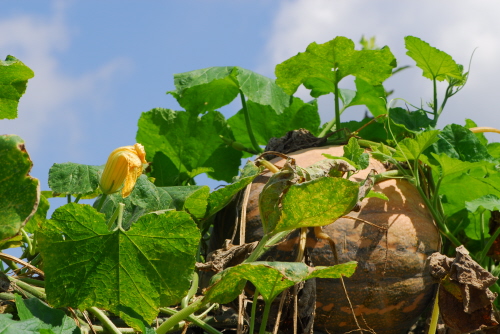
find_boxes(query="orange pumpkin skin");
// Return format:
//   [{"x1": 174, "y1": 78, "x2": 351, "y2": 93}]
[{"x1": 245, "y1": 146, "x2": 441, "y2": 334}]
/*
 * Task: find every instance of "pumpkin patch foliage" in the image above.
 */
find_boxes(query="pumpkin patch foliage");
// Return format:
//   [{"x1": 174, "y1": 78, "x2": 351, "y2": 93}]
[{"x1": 1, "y1": 35, "x2": 500, "y2": 334}]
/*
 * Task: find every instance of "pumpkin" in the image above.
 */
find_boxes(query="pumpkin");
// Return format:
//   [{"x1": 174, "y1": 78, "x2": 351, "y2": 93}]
[{"x1": 242, "y1": 145, "x2": 441, "y2": 334}]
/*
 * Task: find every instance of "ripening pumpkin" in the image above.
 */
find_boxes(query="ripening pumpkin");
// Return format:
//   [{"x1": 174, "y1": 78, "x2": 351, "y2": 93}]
[{"x1": 241, "y1": 145, "x2": 441, "y2": 334}]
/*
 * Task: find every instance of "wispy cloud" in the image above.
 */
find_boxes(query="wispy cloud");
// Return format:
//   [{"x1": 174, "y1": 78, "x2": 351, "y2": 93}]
[
  {"x1": 0, "y1": 1, "x2": 130, "y2": 158},
  {"x1": 259, "y1": 0, "x2": 500, "y2": 129}
]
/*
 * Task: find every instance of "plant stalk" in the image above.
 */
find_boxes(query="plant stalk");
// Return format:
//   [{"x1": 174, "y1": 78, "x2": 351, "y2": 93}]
[
  {"x1": 159, "y1": 307, "x2": 222, "y2": 334},
  {"x1": 8, "y1": 276, "x2": 46, "y2": 300},
  {"x1": 249, "y1": 288, "x2": 260, "y2": 334},
  {"x1": 156, "y1": 297, "x2": 208, "y2": 334},
  {"x1": 240, "y1": 90, "x2": 263, "y2": 154},
  {"x1": 95, "y1": 194, "x2": 108, "y2": 212},
  {"x1": 87, "y1": 307, "x2": 122, "y2": 334},
  {"x1": 244, "y1": 234, "x2": 271, "y2": 263},
  {"x1": 432, "y1": 78, "x2": 438, "y2": 126}
]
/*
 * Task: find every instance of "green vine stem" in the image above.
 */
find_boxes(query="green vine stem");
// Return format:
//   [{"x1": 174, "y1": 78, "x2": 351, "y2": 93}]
[
  {"x1": 87, "y1": 306, "x2": 122, "y2": 334},
  {"x1": 95, "y1": 194, "x2": 108, "y2": 212},
  {"x1": 18, "y1": 277, "x2": 45, "y2": 287},
  {"x1": 239, "y1": 90, "x2": 263, "y2": 154},
  {"x1": 8, "y1": 276, "x2": 46, "y2": 300},
  {"x1": 107, "y1": 203, "x2": 124, "y2": 230},
  {"x1": 21, "y1": 228, "x2": 34, "y2": 257},
  {"x1": 428, "y1": 288, "x2": 440, "y2": 334},
  {"x1": 244, "y1": 234, "x2": 271, "y2": 263},
  {"x1": 181, "y1": 271, "x2": 199, "y2": 309},
  {"x1": 159, "y1": 306, "x2": 221, "y2": 334},
  {"x1": 74, "y1": 194, "x2": 82, "y2": 204},
  {"x1": 156, "y1": 297, "x2": 209, "y2": 334},
  {"x1": 478, "y1": 222, "x2": 500, "y2": 263},
  {"x1": 432, "y1": 78, "x2": 438, "y2": 126},
  {"x1": 249, "y1": 287, "x2": 260, "y2": 334}
]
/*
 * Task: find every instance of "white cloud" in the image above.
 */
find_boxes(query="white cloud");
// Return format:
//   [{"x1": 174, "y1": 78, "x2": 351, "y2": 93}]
[
  {"x1": 260, "y1": 0, "x2": 500, "y2": 130},
  {"x1": 0, "y1": 1, "x2": 130, "y2": 157}
]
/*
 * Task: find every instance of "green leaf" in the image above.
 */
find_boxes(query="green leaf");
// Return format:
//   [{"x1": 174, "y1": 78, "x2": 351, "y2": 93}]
[
  {"x1": 0, "y1": 55, "x2": 34, "y2": 120},
  {"x1": 340, "y1": 117, "x2": 398, "y2": 143},
  {"x1": 259, "y1": 164, "x2": 297, "y2": 235},
  {"x1": 137, "y1": 108, "x2": 242, "y2": 185},
  {"x1": 48, "y1": 163, "x2": 102, "y2": 195},
  {"x1": 427, "y1": 124, "x2": 495, "y2": 163},
  {"x1": 168, "y1": 66, "x2": 290, "y2": 115},
  {"x1": 274, "y1": 177, "x2": 359, "y2": 234},
  {"x1": 305, "y1": 261, "x2": 357, "y2": 279},
  {"x1": 205, "y1": 161, "x2": 261, "y2": 219},
  {"x1": 389, "y1": 108, "x2": 433, "y2": 133},
  {"x1": 161, "y1": 185, "x2": 209, "y2": 219},
  {"x1": 0, "y1": 314, "x2": 45, "y2": 333},
  {"x1": 344, "y1": 77, "x2": 387, "y2": 117},
  {"x1": 404, "y1": 36, "x2": 462, "y2": 82},
  {"x1": 275, "y1": 36, "x2": 396, "y2": 97},
  {"x1": 228, "y1": 97, "x2": 321, "y2": 149},
  {"x1": 429, "y1": 153, "x2": 483, "y2": 178},
  {"x1": 98, "y1": 174, "x2": 174, "y2": 230},
  {"x1": 466, "y1": 195, "x2": 500, "y2": 214},
  {"x1": 342, "y1": 137, "x2": 369, "y2": 170},
  {"x1": 205, "y1": 261, "x2": 357, "y2": 304},
  {"x1": 365, "y1": 190, "x2": 389, "y2": 201},
  {"x1": 393, "y1": 130, "x2": 440, "y2": 162},
  {"x1": 0, "y1": 135, "x2": 39, "y2": 242},
  {"x1": 370, "y1": 142, "x2": 394, "y2": 163},
  {"x1": 25, "y1": 194, "x2": 50, "y2": 233},
  {"x1": 13, "y1": 296, "x2": 82, "y2": 334},
  {"x1": 464, "y1": 119, "x2": 488, "y2": 146},
  {"x1": 39, "y1": 204, "x2": 200, "y2": 328},
  {"x1": 440, "y1": 170, "x2": 500, "y2": 220},
  {"x1": 487, "y1": 143, "x2": 500, "y2": 161}
]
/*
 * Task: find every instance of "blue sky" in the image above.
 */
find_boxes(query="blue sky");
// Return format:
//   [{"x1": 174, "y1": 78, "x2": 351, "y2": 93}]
[{"x1": 2, "y1": 0, "x2": 500, "y2": 213}]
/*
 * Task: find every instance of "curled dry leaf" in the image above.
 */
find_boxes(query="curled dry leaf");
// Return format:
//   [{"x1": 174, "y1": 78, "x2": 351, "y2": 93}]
[{"x1": 429, "y1": 245, "x2": 499, "y2": 333}]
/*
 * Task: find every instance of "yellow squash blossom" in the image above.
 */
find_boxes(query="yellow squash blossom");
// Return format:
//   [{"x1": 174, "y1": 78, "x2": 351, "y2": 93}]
[{"x1": 99, "y1": 143, "x2": 148, "y2": 198}]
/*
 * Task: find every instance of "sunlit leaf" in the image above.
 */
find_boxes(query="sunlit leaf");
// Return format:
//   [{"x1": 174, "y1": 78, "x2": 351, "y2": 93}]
[
  {"x1": 389, "y1": 108, "x2": 432, "y2": 133},
  {"x1": 228, "y1": 97, "x2": 320, "y2": 150},
  {"x1": 276, "y1": 36, "x2": 396, "y2": 97},
  {"x1": 39, "y1": 204, "x2": 200, "y2": 328},
  {"x1": 48, "y1": 163, "x2": 102, "y2": 196},
  {"x1": 168, "y1": 66, "x2": 289, "y2": 115},
  {"x1": 204, "y1": 261, "x2": 357, "y2": 304},
  {"x1": 405, "y1": 36, "x2": 462, "y2": 81},
  {"x1": 0, "y1": 55, "x2": 34, "y2": 120},
  {"x1": 137, "y1": 108, "x2": 242, "y2": 185},
  {"x1": 0, "y1": 135, "x2": 39, "y2": 243}
]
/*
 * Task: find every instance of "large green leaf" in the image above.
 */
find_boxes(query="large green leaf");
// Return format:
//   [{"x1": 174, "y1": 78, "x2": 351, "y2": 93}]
[
  {"x1": 393, "y1": 130, "x2": 440, "y2": 162},
  {"x1": 137, "y1": 108, "x2": 242, "y2": 185},
  {"x1": 98, "y1": 174, "x2": 174, "y2": 230},
  {"x1": 48, "y1": 163, "x2": 102, "y2": 195},
  {"x1": 168, "y1": 66, "x2": 290, "y2": 115},
  {"x1": 38, "y1": 204, "x2": 200, "y2": 328},
  {"x1": 161, "y1": 185, "x2": 209, "y2": 219},
  {"x1": 12, "y1": 296, "x2": 81, "y2": 334},
  {"x1": 228, "y1": 97, "x2": 320, "y2": 149},
  {"x1": 275, "y1": 36, "x2": 396, "y2": 97},
  {"x1": 389, "y1": 107, "x2": 433, "y2": 133},
  {"x1": 274, "y1": 177, "x2": 359, "y2": 233},
  {"x1": 0, "y1": 314, "x2": 49, "y2": 334},
  {"x1": 344, "y1": 77, "x2": 387, "y2": 117},
  {"x1": 427, "y1": 124, "x2": 495, "y2": 163},
  {"x1": 0, "y1": 55, "x2": 34, "y2": 120},
  {"x1": 0, "y1": 135, "x2": 39, "y2": 243},
  {"x1": 404, "y1": 36, "x2": 462, "y2": 82},
  {"x1": 204, "y1": 261, "x2": 357, "y2": 304}
]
